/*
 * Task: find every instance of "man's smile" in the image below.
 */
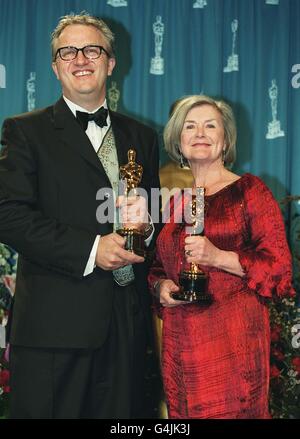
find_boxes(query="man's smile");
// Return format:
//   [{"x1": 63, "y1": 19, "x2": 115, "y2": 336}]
[{"x1": 73, "y1": 70, "x2": 93, "y2": 77}]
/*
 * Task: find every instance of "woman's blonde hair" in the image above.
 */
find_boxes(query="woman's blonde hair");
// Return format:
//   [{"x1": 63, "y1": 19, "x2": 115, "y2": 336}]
[
  {"x1": 51, "y1": 12, "x2": 115, "y2": 61},
  {"x1": 164, "y1": 95, "x2": 237, "y2": 167}
]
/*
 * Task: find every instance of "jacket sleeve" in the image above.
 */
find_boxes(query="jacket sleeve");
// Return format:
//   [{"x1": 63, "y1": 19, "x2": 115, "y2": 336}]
[
  {"x1": 0, "y1": 117, "x2": 95, "y2": 278},
  {"x1": 146, "y1": 131, "x2": 162, "y2": 251},
  {"x1": 236, "y1": 176, "x2": 295, "y2": 299}
]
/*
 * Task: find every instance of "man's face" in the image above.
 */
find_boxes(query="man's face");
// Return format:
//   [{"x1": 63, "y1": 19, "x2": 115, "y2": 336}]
[{"x1": 52, "y1": 24, "x2": 115, "y2": 108}]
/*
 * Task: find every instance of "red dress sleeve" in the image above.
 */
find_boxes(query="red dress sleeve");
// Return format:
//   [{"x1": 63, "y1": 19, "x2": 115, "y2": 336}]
[
  {"x1": 237, "y1": 176, "x2": 295, "y2": 299},
  {"x1": 148, "y1": 193, "x2": 180, "y2": 318},
  {"x1": 148, "y1": 235, "x2": 167, "y2": 285}
]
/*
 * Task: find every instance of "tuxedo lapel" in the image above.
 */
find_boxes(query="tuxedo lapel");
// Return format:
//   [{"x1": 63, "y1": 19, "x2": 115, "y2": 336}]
[
  {"x1": 52, "y1": 98, "x2": 111, "y2": 186},
  {"x1": 110, "y1": 112, "x2": 148, "y2": 188},
  {"x1": 110, "y1": 111, "x2": 148, "y2": 174},
  {"x1": 109, "y1": 112, "x2": 130, "y2": 168}
]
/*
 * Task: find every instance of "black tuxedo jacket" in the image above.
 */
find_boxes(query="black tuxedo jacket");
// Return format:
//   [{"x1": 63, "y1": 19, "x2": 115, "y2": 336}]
[{"x1": 0, "y1": 97, "x2": 160, "y2": 348}]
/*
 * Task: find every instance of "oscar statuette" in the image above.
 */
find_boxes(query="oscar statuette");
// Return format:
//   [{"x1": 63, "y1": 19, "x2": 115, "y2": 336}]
[
  {"x1": 116, "y1": 149, "x2": 145, "y2": 257},
  {"x1": 172, "y1": 187, "x2": 212, "y2": 304}
]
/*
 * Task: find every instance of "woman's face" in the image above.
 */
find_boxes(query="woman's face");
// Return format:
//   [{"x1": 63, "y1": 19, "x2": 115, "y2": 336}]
[{"x1": 180, "y1": 104, "x2": 225, "y2": 165}]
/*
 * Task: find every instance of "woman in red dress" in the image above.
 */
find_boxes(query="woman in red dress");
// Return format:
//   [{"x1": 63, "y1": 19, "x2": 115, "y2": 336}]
[{"x1": 148, "y1": 95, "x2": 295, "y2": 419}]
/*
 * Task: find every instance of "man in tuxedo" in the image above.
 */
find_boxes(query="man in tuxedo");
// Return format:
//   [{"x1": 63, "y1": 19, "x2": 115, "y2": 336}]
[{"x1": 0, "y1": 13, "x2": 160, "y2": 418}]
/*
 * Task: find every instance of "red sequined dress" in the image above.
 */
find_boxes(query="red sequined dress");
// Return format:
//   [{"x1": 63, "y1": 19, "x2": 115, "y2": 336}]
[{"x1": 149, "y1": 173, "x2": 295, "y2": 419}]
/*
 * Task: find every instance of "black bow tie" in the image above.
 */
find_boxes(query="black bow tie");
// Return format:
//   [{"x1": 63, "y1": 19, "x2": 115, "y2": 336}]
[{"x1": 76, "y1": 107, "x2": 108, "y2": 131}]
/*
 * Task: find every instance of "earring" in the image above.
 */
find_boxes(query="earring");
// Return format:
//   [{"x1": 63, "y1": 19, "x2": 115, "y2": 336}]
[
  {"x1": 180, "y1": 152, "x2": 185, "y2": 168},
  {"x1": 222, "y1": 149, "x2": 226, "y2": 165}
]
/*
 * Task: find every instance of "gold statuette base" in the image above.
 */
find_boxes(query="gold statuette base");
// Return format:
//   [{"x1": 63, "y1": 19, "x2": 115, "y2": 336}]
[
  {"x1": 117, "y1": 228, "x2": 145, "y2": 257},
  {"x1": 172, "y1": 270, "x2": 212, "y2": 304}
]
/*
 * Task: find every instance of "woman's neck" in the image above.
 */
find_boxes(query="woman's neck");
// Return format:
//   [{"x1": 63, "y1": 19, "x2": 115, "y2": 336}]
[{"x1": 190, "y1": 162, "x2": 226, "y2": 188}]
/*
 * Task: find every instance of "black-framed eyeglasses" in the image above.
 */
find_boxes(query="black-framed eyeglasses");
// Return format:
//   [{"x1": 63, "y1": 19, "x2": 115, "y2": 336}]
[{"x1": 55, "y1": 45, "x2": 110, "y2": 61}]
